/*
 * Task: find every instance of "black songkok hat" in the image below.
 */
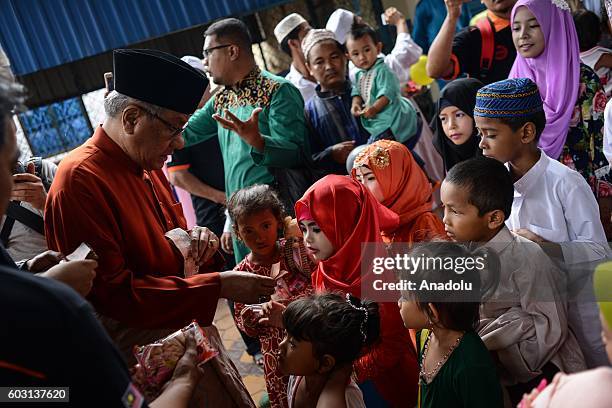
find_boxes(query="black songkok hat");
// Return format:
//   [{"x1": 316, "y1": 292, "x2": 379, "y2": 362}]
[{"x1": 113, "y1": 49, "x2": 208, "y2": 115}]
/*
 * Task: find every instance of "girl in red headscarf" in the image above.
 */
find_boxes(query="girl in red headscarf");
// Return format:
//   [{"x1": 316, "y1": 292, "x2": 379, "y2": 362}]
[
  {"x1": 294, "y1": 175, "x2": 418, "y2": 407},
  {"x1": 352, "y1": 140, "x2": 445, "y2": 244}
]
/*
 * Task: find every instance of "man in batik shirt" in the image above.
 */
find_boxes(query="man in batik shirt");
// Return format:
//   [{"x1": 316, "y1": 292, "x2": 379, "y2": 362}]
[{"x1": 182, "y1": 18, "x2": 308, "y2": 264}]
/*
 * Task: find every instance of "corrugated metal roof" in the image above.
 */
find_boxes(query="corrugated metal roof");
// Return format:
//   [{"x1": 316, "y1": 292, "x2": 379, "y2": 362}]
[{"x1": 0, "y1": 0, "x2": 287, "y2": 75}]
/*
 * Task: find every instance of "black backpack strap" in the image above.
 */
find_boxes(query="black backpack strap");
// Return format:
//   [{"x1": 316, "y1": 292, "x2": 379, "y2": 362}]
[
  {"x1": 0, "y1": 214, "x2": 16, "y2": 247},
  {"x1": 5, "y1": 201, "x2": 44, "y2": 236}
]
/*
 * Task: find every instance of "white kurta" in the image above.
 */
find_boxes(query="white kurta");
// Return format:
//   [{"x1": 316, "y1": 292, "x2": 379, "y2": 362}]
[{"x1": 506, "y1": 150, "x2": 609, "y2": 266}]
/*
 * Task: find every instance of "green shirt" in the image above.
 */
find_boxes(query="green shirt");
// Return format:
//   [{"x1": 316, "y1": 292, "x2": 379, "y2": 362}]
[
  {"x1": 182, "y1": 68, "x2": 307, "y2": 198},
  {"x1": 352, "y1": 58, "x2": 417, "y2": 142},
  {"x1": 182, "y1": 68, "x2": 307, "y2": 263},
  {"x1": 417, "y1": 330, "x2": 503, "y2": 408}
]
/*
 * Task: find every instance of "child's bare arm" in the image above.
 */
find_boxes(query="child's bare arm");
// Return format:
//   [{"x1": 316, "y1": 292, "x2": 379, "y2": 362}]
[
  {"x1": 258, "y1": 300, "x2": 286, "y2": 329},
  {"x1": 362, "y1": 96, "x2": 390, "y2": 119},
  {"x1": 351, "y1": 96, "x2": 364, "y2": 117}
]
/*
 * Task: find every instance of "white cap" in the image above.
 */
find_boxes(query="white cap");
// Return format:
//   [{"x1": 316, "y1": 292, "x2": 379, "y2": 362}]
[
  {"x1": 274, "y1": 13, "x2": 307, "y2": 44},
  {"x1": 301, "y1": 29, "x2": 337, "y2": 61},
  {"x1": 180, "y1": 55, "x2": 205, "y2": 74},
  {"x1": 325, "y1": 8, "x2": 354, "y2": 44}
]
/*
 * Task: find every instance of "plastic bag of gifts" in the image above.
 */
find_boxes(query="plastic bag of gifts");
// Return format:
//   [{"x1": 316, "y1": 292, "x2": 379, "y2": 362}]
[{"x1": 131, "y1": 321, "x2": 218, "y2": 400}]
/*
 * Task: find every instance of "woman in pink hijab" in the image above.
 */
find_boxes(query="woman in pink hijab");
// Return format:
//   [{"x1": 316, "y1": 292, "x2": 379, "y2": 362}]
[{"x1": 510, "y1": 0, "x2": 611, "y2": 199}]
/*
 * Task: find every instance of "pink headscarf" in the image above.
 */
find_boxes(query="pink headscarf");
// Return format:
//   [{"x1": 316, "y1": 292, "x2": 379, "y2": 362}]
[{"x1": 509, "y1": 0, "x2": 580, "y2": 160}]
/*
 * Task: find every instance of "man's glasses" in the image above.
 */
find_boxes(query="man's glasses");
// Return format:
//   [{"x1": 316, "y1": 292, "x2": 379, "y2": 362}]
[
  {"x1": 202, "y1": 44, "x2": 232, "y2": 58},
  {"x1": 133, "y1": 104, "x2": 188, "y2": 138}
]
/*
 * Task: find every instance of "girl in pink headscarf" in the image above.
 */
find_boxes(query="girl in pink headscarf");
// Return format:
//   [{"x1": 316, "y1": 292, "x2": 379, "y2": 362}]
[{"x1": 510, "y1": 0, "x2": 611, "y2": 199}]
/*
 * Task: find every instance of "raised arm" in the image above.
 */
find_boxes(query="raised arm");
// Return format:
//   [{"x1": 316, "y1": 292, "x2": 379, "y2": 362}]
[{"x1": 427, "y1": 0, "x2": 462, "y2": 79}]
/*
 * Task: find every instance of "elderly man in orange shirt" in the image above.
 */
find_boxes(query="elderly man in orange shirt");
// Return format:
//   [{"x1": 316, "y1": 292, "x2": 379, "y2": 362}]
[{"x1": 45, "y1": 49, "x2": 275, "y2": 360}]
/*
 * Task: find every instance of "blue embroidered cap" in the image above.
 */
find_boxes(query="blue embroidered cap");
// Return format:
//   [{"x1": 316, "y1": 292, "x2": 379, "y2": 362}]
[{"x1": 474, "y1": 78, "x2": 544, "y2": 118}]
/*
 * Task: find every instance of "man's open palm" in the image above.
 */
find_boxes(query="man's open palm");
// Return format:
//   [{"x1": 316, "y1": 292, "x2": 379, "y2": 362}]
[{"x1": 213, "y1": 108, "x2": 264, "y2": 150}]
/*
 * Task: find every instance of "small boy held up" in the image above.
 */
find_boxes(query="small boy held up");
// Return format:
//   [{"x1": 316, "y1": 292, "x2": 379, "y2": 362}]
[{"x1": 346, "y1": 24, "x2": 419, "y2": 148}]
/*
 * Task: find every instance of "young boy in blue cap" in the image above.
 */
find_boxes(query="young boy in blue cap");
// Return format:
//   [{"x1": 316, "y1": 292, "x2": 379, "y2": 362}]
[{"x1": 474, "y1": 77, "x2": 610, "y2": 368}]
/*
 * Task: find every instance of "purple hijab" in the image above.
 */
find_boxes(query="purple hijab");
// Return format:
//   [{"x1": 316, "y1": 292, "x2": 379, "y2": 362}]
[{"x1": 509, "y1": 0, "x2": 580, "y2": 159}]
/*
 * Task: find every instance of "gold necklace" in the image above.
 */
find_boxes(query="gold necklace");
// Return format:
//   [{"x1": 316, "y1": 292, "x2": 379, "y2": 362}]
[{"x1": 419, "y1": 331, "x2": 464, "y2": 385}]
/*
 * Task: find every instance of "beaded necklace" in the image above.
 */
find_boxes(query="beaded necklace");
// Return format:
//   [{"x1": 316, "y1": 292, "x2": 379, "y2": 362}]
[{"x1": 419, "y1": 331, "x2": 464, "y2": 385}]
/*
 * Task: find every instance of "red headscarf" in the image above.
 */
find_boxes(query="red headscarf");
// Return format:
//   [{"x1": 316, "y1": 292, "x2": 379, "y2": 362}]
[
  {"x1": 296, "y1": 175, "x2": 418, "y2": 406},
  {"x1": 295, "y1": 175, "x2": 399, "y2": 296}
]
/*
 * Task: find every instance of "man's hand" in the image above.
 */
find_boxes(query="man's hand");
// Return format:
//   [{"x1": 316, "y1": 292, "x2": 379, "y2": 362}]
[
  {"x1": 11, "y1": 173, "x2": 46, "y2": 210},
  {"x1": 444, "y1": 0, "x2": 463, "y2": 21},
  {"x1": 258, "y1": 300, "x2": 286, "y2": 329},
  {"x1": 26, "y1": 250, "x2": 64, "y2": 272},
  {"x1": 219, "y1": 271, "x2": 275, "y2": 304},
  {"x1": 167, "y1": 329, "x2": 201, "y2": 387},
  {"x1": 189, "y1": 226, "x2": 219, "y2": 266},
  {"x1": 384, "y1": 7, "x2": 404, "y2": 27},
  {"x1": 212, "y1": 189, "x2": 227, "y2": 205},
  {"x1": 151, "y1": 329, "x2": 201, "y2": 408},
  {"x1": 330, "y1": 141, "x2": 355, "y2": 164},
  {"x1": 43, "y1": 259, "x2": 98, "y2": 297},
  {"x1": 212, "y1": 108, "x2": 265, "y2": 151},
  {"x1": 512, "y1": 228, "x2": 546, "y2": 244}
]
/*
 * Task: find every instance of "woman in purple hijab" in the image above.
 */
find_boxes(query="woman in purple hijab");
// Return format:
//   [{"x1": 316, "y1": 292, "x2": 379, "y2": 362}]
[{"x1": 510, "y1": 0, "x2": 611, "y2": 200}]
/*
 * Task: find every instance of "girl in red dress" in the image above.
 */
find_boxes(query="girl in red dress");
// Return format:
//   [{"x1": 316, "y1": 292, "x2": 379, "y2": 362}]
[{"x1": 228, "y1": 184, "x2": 315, "y2": 408}]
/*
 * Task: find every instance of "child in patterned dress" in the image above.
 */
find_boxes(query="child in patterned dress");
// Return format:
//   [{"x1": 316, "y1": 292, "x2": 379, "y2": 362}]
[{"x1": 228, "y1": 184, "x2": 315, "y2": 408}]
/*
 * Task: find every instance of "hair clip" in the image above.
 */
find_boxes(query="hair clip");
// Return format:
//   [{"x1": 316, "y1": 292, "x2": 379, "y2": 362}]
[{"x1": 345, "y1": 293, "x2": 368, "y2": 343}]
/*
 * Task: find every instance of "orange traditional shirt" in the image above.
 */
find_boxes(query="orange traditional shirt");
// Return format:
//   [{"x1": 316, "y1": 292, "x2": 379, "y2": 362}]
[{"x1": 45, "y1": 126, "x2": 221, "y2": 329}]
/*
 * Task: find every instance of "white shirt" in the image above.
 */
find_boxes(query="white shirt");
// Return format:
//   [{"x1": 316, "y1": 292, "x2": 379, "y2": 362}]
[
  {"x1": 580, "y1": 46, "x2": 612, "y2": 98},
  {"x1": 506, "y1": 151, "x2": 609, "y2": 265},
  {"x1": 348, "y1": 32, "x2": 422, "y2": 84},
  {"x1": 285, "y1": 64, "x2": 317, "y2": 105},
  {"x1": 604, "y1": 99, "x2": 612, "y2": 166}
]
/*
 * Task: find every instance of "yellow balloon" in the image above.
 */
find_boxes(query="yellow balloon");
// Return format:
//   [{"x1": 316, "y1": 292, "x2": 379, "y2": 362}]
[
  {"x1": 410, "y1": 55, "x2": 434, "y2": 86},
  {"x1": 595, "y1": 261, "x2": 612, "y2": 328}
]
